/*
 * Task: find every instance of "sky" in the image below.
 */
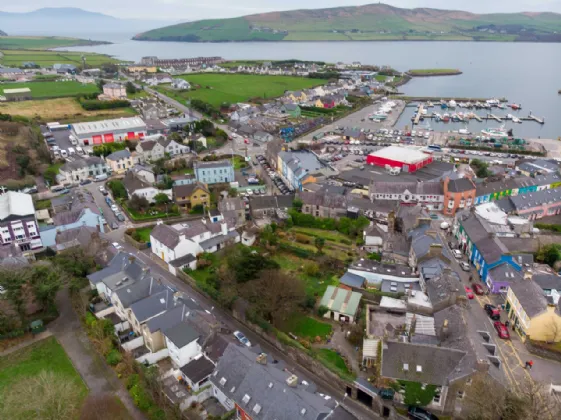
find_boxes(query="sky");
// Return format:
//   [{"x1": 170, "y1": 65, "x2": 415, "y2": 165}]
[{"x1": 2, "y1": 0, "x2": 561, "y2": 20}]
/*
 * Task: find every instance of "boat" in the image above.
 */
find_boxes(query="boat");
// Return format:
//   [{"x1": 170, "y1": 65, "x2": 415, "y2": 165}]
[
  {"x1": 448, "y1": 100, "x2": 457, "y2": 109},
  {"x1": 465, "y1": 102, "x2": 473, "y2": 109},
  {"x1": 459, "y1": 128, "x2": 471, "y2": 135},
  {"x1": 512, "y1": 116, "x2": 522, "y2": 124},
  {"x1": 497, "y1": 103, "x2": 505, "y2": 110},
  {"x1": 506, "y1": 114, "x2": 513, "y2": 120},
  {"x1": 434, "y1": 113, "x2": 442, "y2": 122},
  {"x1": 441, "y1": 102, "x2": 448, "y2": 110},
  {"x1": 451, "y1": 113, "x2": 460, "y2": 122},
  {"x1": 442, "y1": 113, "x2": 450, "y2": 122},
  {"x1": 481, "y1": 125, "x2": 508, "y2": 137},
  {"x1": 509, "y1": 103, "x2": 522, "y2": 110},
  {"x1": 487, "y1": 98, "x2": 500, "y2": 106},
  {"x1": 426, "y1": 101, "x2": 434, "y2": 107}
]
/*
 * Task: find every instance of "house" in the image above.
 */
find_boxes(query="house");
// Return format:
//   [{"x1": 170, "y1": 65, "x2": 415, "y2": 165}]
[
  {"x1": 422, "y1": 267, "x2": 463, "y2": 313},
  {"x1": 129, "y1": 164, "x2": 156, "y2": 184},
  {"x1": 141, "y1": 303, "x2": 193, "y2": 354},
  {"x1": 321, "y1": 98, "x2": 336, "y2": 109},
  {"x1": 517, "y1": 159, "x2": 559, "y2": 177},
  {"x1": 40, "y1": 190, "x2": 103, "y2": 248},
  {"x1": 248, "y1": 194, "x2": 294, "y2": 219},
  {"x1": 173, "y1": 182, "x2": 210, "y2": 212},
  {"x1": 473, "y1": 173, "x2": 561, "y2": 205},
  {"x1": 3, "y1": 88, "x2": 32, "y2": 101},
  {"x1": 159, "y1": 137, "x2": 189, "y2": 156},
  {"x1": 507, "y1": 280, "x2": 561, "y2": 342},
  {"x1": 71, "y1": 117, "x2": 147, "y2": 146},
  {"x1": 186, "y1": 134, "x2": 207, "y2": 148},
  {"x1": 319, "y1": 286, "x2": 362, "y2": 323},
  {"x1": 58, "y1": 156, "x2": 109, "y2": 183},
  {"x1": 362, "y1": 224, "x2": 386, "y2": 252},
  {"x1": 123, "y1": 171, "x2": 170, "y2": 203},
  {"x1": 218, "y1": 197, "x2": 246, "y2": 227},
  {"x1": 496, "y1": 188, "x2": 561, "y2": 220},
  {"x1": 194, "y1": 160, "x2": 235, "y2": 185},
  {"x1": 486, "y1": 263, "x2": 524, "y2": 294},
  {"x1": 163, "y1": 321, "x2": 203, "y2": 368},
  {"x1": 281, "y1": 103, "x2": 301, "y2": 118},
  {"x1": 171, "y1": 173, "x2": 196, "y2": 187},
  {"x1": 150, "y1": 216, "x2": 240, "y2": 274},
  {"x1": 106, "y1": 149, "x2": 134, "y2": 174},
  {"x1": 129, "y1": 289, "x2": 174, "y2": 334},
  {"x1": 408, "y1": 224, "x2": 451, "y2": 269},
  {"x1": 54, "y1": 226, "x2": 105, "y2": 253},
  {"x1": 533, "y1": 272, "x2": 561, "y2": 304},
  {"x1": 347, "y1": 259, "x2": 419, "y2": 287},
  {"x1": 99, "y1": 83, "x2": 126, "y2": 100},
  {"x1": 211, "y1": 344, "x2": 344, "y2": 419},
  {"x1": 277, "y1": 150, "x2": 335, "y2": 191},
  {"x1": 299, "y1": 190, "x2": 347, "y2": 219},
  {"x1": 0, "y1": 191, "x2": 42, "y2": 253},
  {"x1": 370, "y1": 181, "x2": 444, "y2": 211},
  {"x1": 285, "y1": 90, "x2": 308, "y2": 103},
  {"x1": 142, "y1": 104, "x2": 168, "y2": 120},
  {"x1": 136, "y1": 138, "x2": 166, "y2": 162},
  {"x1": 442, "y1": 177, "x2": 476, "y2": 216},
  {"x1": 53, "y1": 63, "x2": 77, "y2": 74},
  {"x1": 171, "y1": 78, "x2": 191, "y2": 90}
]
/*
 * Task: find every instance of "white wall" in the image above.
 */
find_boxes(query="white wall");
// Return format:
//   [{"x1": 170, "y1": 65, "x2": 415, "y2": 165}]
[
  {"x1": 212, "y1": 382, "x2": 235, "y2": 411},
  {"x1": 136, "y1": 348, "x2": 169, "y2": 365},
  {"x1": 347, "y1": 268, "x2": 420, "y2": 286},
  {"x1": 165, "y1": 336, "x2": 202, "y2": 368},
  {"x1": 122, "y1": 335, "x2": 145, "y2": 351}
]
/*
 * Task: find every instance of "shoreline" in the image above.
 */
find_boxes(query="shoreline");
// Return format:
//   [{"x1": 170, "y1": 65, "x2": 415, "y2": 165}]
[{"x1": 406, "y1": 70, "x2": 463, "y2": 77}]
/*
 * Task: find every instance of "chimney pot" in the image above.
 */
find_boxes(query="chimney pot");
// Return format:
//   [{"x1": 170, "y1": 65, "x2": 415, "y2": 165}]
[
  {"x1": 286, "y1": 374, "x2": 298, "y2": 387},
  {"x1": 256, "y1": 352, "x2": 267, "y2": 365}
]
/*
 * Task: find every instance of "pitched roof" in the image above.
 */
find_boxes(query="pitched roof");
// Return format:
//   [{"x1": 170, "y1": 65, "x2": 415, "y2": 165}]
[
  {"x1": 509, "y1": 281, "x2": 549, "y2": 318},
  {"x1": 371, "y1": 181, "x2": 442, "y2": 195},
  {"x1": 180, "y1": 355, "x2": 215, "y2": 382},
  {"x1": 173, "y1": 182, "x2": 209, "y2": 198},
  {"x1": 145, "y1": 304, "x2": 189, "y2": 333},
  {"x1": 218, "y1": 197, "x2": 244, "y2": 212},
  {"x1": 533, "y1": 273, "x2": 561, "y2": 291},
  {"x1": 447, "y1": 178, "x2": 476, "y2": 193},
  {"x1": 339, "y1": 272, "x2": 366, "y2": 289},
  {"x1": 193, "y1": 160, "x2": 233, "y2": 170},
  {"x1": 381, "y1": 341, "x2": 467, "y2": 386},
  {"x1": 138, "y1": 139, "x2": 158, "y2": 151},
  {"x1": 249, "y1": 194, "x2": 294, "y2": 211},
  {"x1": 425, "y1": 268, "x2": 462, "y2": 308},
  {"x1": 87, "y1": 252, "x2": 131, "y2": 285},
  {"x1": 106, "y1": 149, "x2": 132, "y2": 161},
  {"x1": 0, "y1": 191, "x2": 35, "y2": 221},
  {"x1": 115, "y1": 275, "x2": 166, "y2": 308},
  {"x1": 298, "y1": 191, "x2": 347, "y2": 210},
  {"x1": 130, "y1": 289, "x2": 174, "y2": 323},
  {"x1": 164, "y1": 321, "x2": 200, "y2": 348},
  {"x1": 123, "y1": 171, "x2": 153, "y2": 194},
  {"x1": 319, "y1": 286, "x2": 361, "y2": 317},
  {"x1": 150, "y1": 223, "x2": 182, "y2": 249}
]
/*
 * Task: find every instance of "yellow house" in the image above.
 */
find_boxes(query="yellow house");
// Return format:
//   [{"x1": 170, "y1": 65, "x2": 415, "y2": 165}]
[
  {"x1": 106, "y1": 149, "x2": 134, "y2": 174},
  {"x1": 314, "y1": 98, "x2": 324, "y2": 108},
  {"x1": 127, "y1": 66, "x2": 158, "y2": 74},
  {"x1": 172, "y1": 182, "x2": 210, "y2": 211},
  {"x1": 287, "y1": 90, "x2": 308, "y2": 103},
  {"x1": 506, "y1": 280, "x2": 561, "y2": 342}
]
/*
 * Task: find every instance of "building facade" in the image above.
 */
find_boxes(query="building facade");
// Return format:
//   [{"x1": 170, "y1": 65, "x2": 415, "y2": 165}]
[
  {"x1": 194, "y1": 160, "x2": 235, "y2": 185},
  {"x1": 442, "y1": 178, "x2": 476, "y2": 216},
  {"x1": 71, "y1": 117, "x2": 147, "y2": 146},
  {"x1": 0, "y1": 192, "x2": 42, "y2": 252}
]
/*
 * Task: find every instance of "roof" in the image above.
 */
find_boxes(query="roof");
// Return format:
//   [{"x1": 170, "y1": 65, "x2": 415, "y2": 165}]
[
  {"x1": 533, "y1": 273, "x2": 561, "y2": 291},
  {"x1": 349, "y1": 259, "x2": 417, "y2": 278},
  {"x1": 87, "y1": 252, "x2": 131, "y2": 285},
  {"x1": 150, "y1": 223, "x2": 182, "y2": 250},
  {"x1": 115, "y1": 275, "x2": 166, "y2": 308},
  {"x1": 488, "y1": 263, "x2": 523, "y2": 284},
  {"x1": 61, "y1": 156, "x2": 105, "y2": 171},
  {"x1": 106, "y1": 149, "x2": 132, "y2": 161},
  {"x1": 447, "y1": 178, "x2": 476, "y2": 193},
  {"x1": 0, "y1": 67, "x2": 23, "y2": 74},
  {"x1": 138, "y1": 139, "x2": 158, "y2": 151},
  {"x1": 71, "y1": 117, "x2": 146, "y2": 136},
  {"x1": 130, "y1": 289, "x2": 173, "y2": 323},
  {"x1": 249, "y1": 194, "x2": 294, "y2": 211},
  {"x1": 123, "y1": 171, "x2": 153, "y2": 194},
  {"x1": 169, "y1": 253, "x2": 196, "y2": 268},
  {"x1": 381, "y1": 341, "x2": 467, "y2": 386},
  {"x1": 173, "y1": 182, "x2": 209, "y2": 198},
  {"x1": 199, "y1": 230, "x2": 239, "y2": 250},
  {"x1": 409, "y1": 225, "x2": 450, "y2": 262},
  {"x1": 164, "y1": 322, "x2": 200, "y2": 348},
  {"x1": 0, "y1": 191, "x2": 35, "y2": 221},
  {"x1": 509, "y1": 281, "x2": 549, "y2": 318},
  {"x1": 145, "y1": 304, "x2": 188, "y2": 333},
  {"x1": 339, "y1": 272, "x2": 366, "y2": 289},
  {"x1": 278, "y1": 150, "x2": 331, "y2": 180},
  {"x1": 3, "y1": 88, "x2": 31, "y2": 94},
  {"x1": 212, "y1": 344, "x2": 337, "y2": 420},
  {"x1": 298, "y1": 191, "x2": 347, "y2": 210},
  {"x1": 218, "y1": 197, "x2": 244, "y2": 212},
  {"x1": 319, "y1": 286, "x2": 362, "y2": 317},
  {"x1": 193, "y1": 160, "x2": 233, "y2": 170},
  {"x1": 369, "y1": 146, "x2": 431, "y2": 164},
  {"x1": 475, "y1": 236, "x2": 508, "y2": 265},
  {"x1": 380, "y1": 280, "x2": 421, "y2": 294},
  {"x1": 508, "y1": 188, "x2": 561, "y2": 212},
  {"x1": 371, "y1": 181, "x2": 442, "y2": 195},
  {"x1": 180, "y1": 355, "x2": 215, "y2": 382},
  {"x1": 425, "y1": 268, "x2": 462, "y2": 308}
]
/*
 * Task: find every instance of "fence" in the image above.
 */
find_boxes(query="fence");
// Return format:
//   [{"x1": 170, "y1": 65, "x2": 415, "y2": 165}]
[
  {"x1": 137, "y1": 348, "x2": 169, "y2": 365},
  {"x1": 122, "y1": 335, "x2": 145, "y2": 352}
]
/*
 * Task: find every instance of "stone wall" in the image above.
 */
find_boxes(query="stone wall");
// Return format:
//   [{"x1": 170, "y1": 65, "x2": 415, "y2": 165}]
[
  {"x1": 124, "y1": 231, "x2": 149, "y2": 250},
  {"x1": 526, "y1": 340, "x2": 561, "y2": 363}
]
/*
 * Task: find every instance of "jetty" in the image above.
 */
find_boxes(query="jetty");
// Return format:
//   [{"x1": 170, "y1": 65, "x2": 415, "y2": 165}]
[
  {"x1": 488, "y1": 114, "x2": 503, "y2": 122},
  {"x1": 471, "y1": 114, "x2": 482, "y2": 122},
  {"x1": 528, "y1": 114, "x2": 544, "y2": 124},
  {"x1": 414, "y1": 104, "x2": 424, "y2": 125}
]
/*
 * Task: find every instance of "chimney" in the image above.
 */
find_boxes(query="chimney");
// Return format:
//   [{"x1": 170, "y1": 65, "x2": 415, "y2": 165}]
[
  {"x1": 524, "y1": 271, "x2": 533, "y2": 281},
  {"x1": 256, "y1": 352, "x2": 267, "y2": 365},
  {"x1": 286, "y1": 374, "x2": 298, "y2": 387},
  {"x1": 440, "y1": 319, "x2": 449, "y2": 341}
]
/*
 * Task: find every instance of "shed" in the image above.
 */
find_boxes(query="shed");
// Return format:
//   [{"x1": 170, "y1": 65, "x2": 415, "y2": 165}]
[
  {"x1": 3, "y1": 88, "x2": 32, "y2": 102},
  {"x1": 319, "y1": 286, "x2": 362, "y2": 323}
]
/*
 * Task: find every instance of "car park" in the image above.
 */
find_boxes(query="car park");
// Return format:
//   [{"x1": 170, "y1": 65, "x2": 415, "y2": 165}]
[
  {"x1": 233, "y1": 330, "x2": 251, "y2": 347},
  {"x1": 484, "y1": 304, "x2": 501, "y2": 321},
  {"x1": 494, "y1": 321, "x2": 510, "y2": 339}
]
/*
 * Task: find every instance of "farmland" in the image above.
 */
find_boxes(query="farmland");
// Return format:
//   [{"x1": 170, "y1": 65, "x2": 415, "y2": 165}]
[
  {"x1": 156, "y1": 73, "x2": 325, "y2": 107},
  {"x1": 0, "y1": 97, "x2": 136, "y2": 122},
  {"x1": 1, "y1": 81, "x2": 99, "y2": 99},
  {"x1": 0, "y1": 49, "x2": 122, "y2": 67},
  {"x1": 0, "y1": 36, "x2": 108, "y2": 50}
]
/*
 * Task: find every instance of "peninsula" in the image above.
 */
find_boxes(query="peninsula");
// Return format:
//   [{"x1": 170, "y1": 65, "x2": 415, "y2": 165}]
[{"x1": 134, "y1": 3, "x2": 561, "y2": 43}]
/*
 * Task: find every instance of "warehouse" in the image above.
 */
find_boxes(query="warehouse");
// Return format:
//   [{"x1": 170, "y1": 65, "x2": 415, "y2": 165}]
[
  {"x1": 366, "y1": 146, "x2": 433, "y2": 173},
  {"x1": 70, "y1": 117, "x2": 147, "y2": 146},
  {"x1": 3, "y1": 88, "x2": 32, "y2": 101}
]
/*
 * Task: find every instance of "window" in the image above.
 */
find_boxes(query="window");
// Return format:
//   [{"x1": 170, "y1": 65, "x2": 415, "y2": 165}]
[
  {"x1": 416, "y1": 365, "x2": 422, "y2": 372},
  {"x1": 403, "y1": 363, "x2": 409, "y2": 371},
  {"x1": 457, "y1": 390, "x2": 465, "y2": 399},
  {"x1": 433, "y1": 387, "x2": 442, "y2": 404}
]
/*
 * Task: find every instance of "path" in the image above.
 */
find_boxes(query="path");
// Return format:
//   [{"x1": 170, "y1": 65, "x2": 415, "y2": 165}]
[
  {"x1": 50, "y1": 288, "x2": 147, "y2": 420},
  {"x1": 0, "y1": 330, "x2": 53, "y2": 357},
  {"x1": 316, "y1": 327, "x2": 365, "y2": 380}
]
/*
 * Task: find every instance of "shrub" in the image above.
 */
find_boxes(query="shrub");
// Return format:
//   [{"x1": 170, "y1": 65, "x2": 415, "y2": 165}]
[
  {"x1": 303, "y1": 262, "x2": 320, "y2": 277},
  {"x1": 106, "y1": 349, "x2": 122, "y2": 366},
  {"x1": 317, "y1": 305, "x2": 329, "y2": 317},
  {"x1": 340, "y1": 238, "x2": 352, "y2": 245},
  {"x1": 295, "y1": 233, "x2": 311, "y2": 244}
]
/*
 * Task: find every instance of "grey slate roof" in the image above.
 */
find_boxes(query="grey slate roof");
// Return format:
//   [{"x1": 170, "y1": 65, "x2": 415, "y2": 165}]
[
  {"x1": 106, "y1": 149, "x2": 132, "y2": 161},
  {"x1": 145, "y1": 304, "x2": 189, "y2": 333},
  {"x1": 218, "y1": 197, "x2": 244, "y2": 212},
  {"x1": 425, "y1": 268, "x2": 462, "y2": 308},
  {"x1": 164, "y1": 322, "x2": 200, "y2": 348},
  {"x1": 447, "y1": 178, "x2": 475, "y2": 193},
  {"x1": 509, "y1": 281, "x2": 549, "y2": 318},
  {"x1": 180, "y1": 356, "x2": 215, "y2": 382},
  {"x1": 169, "y1": 253, "x2": 196, "y2": 268},
  {"x1": 150, "y1": 223, "x2": 181, "y2": 249},
  {"x1": 381, "y1": 341, "x2": 467, "y2": 386},
  {"x1": 212, "y1": 344, "x2": 336, "y2": 420},
  {"x1": 371, "y1": 181, "x2": 442, "y2": 195},
  {"x1": 249, "y1": 194, "x2": 294, "y2": 211},
  {"x1": 475, "y1": 236, "x2": 509, "y2": 264},
  {"x1": 173, "y1": 182, "x2": 209, "y2": 198},
  {"x1": 409, "y1": 225, "x2": 450, "y2": 261},
  {"x1": 87, "y1": 252, "x2": 130, "y2": 285},
  {"x1": 533, "y1": 273, "x2": 561, "y2": 291},
  {"x1": 299, "y1": 191, "x2": 347, "y2": 209},
  {"x1": 339, "y1": 272, "x2": 366, "y2": 289},
  {"x1": 380, "y1": 280, "x2": 421, "y2": 294},
  {"x1": 349, "y1": 259, "x2": 417, "y2": 278},
  {"x1": 193, "y1": 160, "x2": 233, "y2": 170},
  {"x1": 199, "y1": 230, "x2": 239, "y2": 250},
  {"x1": 123, "y1": 171, "x2": 152, "y2": 194},
  {"x1": 488, "y1": 263, "x2": 523, "y2": 284},
  {"x1": 115, "y1": 275, "x2": 166, "y2": 308},
  {"x1": 508, "y1": 188, "x2": 561, "y2": 212},
  {"x1": 130, "y1": 289, "x2": 173, "y2": 323}
]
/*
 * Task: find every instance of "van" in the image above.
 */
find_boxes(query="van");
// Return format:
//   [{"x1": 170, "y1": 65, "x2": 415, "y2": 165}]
[
  {"x1": 76, "y1": 146, "x2": 84, "y2": 156},
  {"x1": 69, "y1": 135, "x2": 78, "y2": 146},
  {"x1": 68, "y1": 147, "x2": 76, "y2": 155},
  {"x1": 95, "y1": 174, "x2": 108, "y2": 182},
  {"x1": 60, "y1": 150, "x2": 68, "y2": 158}
]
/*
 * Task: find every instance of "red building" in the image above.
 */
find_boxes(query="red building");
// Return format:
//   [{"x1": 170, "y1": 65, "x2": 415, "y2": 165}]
[{"x1": 366, "y1": 146, "x2": 433, "y2": 173}]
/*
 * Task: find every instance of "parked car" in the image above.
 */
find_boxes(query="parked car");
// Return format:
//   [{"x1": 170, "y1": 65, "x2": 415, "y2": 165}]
[
  {"x1": 494, "y1": 321, "x2": 510, "y2": 339},
  {"x1": 117, "y1": 214, "x2": 125, "y2": 222},
  {"x1": 111, "y1": 204, "x2": 119, "y2": 212},
  {"x1": 408, "y1": 406, "x2": 439, "y2": 420},
  {"x1": 460, "y1": 262, "x2": 470, "y2": 272},
  {"x1": 484, "y1": 304, "x2": 501, "y2": 321},
  {"x1": 233, "y1": 330, "x2": 251, "y2": 347},
  {"x1": 453, "y1": 249, "x2": 463, "y2": 259},
  {"x1": 79, "y1": 179, "x2": 92, "y2": 186},
  {"x1": 111, "y1": 222, "x2": 119, "y2": 230},
  {"x1": 473, "y1": 283, "x2": 485, "y2": 295},
  {"x1": 464, "y1": 286, "x2": 474, "y2": 299},
  {"x1": 105, "y1": 197, "x2": 113, "y2": 206},
  {"x1": 112, "y1": 242, "x2": 123, "y2": 250}
]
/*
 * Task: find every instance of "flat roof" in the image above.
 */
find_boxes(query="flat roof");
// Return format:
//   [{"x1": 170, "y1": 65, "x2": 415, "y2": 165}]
[
  {"x1": 3, "y1": 88, "x2": 31, "y2": 94},
  {"x1": 71, "y1": 117, "x2": 146, "y2": 136},
  {"x1": 369, "y1": 146, "x2": 430, "y2": 164}
]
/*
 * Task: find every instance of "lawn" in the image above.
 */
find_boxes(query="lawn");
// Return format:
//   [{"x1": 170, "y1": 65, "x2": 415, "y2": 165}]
[
  {"x1": 133, "y1": 227, "x2": 153, "y2": 243},
  {"x1": 164, "y1": 73, "x2": 326, "y2": 107},
  {"x1": 0, "y1": 97, "x2": 136, "y2": 122},
  {"x1": 278, "y1": 313, "x2": 332, "y2": 340},
  {"x1": 0, "y1": 337, "x2": 87, "y2": 417},
  {"x1": 34, "y1": 199, "x2": 52, "y2": 210},
  {"x1": 1, "y1": 81, "x2": 99, "y2": 99},
  {"x1": 0, "y1": 49, "x2": 122, "y2": 67},
  {"x1": 290, "y1": 227, "x2": 354, "y2": 244},
  {"x1": 315, "y1": 349, "x2": 355, "y2": 381}
]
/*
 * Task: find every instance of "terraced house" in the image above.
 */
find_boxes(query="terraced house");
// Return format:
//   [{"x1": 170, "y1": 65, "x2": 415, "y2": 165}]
[
  {"x1": 474, "y1": 173, "x2": 561, "y2": 205},
  {"x1": 194, "y1": 160, "x2": 235, "y2": 185},
  {"x1": 277, "y1": 150, "x2": 335, "y2": 191}
]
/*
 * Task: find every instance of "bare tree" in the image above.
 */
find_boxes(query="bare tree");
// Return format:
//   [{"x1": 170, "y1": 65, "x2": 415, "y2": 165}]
[{"x1": 519, "y1": 378, "x2": 561, "y2": 420}]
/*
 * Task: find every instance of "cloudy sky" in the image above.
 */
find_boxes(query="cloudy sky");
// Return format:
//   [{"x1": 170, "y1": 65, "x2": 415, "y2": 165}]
[{"x1": 3, "y1": 0, "x2": 561, "y2": 20}]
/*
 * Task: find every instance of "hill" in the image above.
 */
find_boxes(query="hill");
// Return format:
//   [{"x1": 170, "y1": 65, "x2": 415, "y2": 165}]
[
  {"x1": 0, "y1": 7, "x2": 172, "y2": 36},
  {"x1": 134, "y1": 3, "x2": 561, "y2": 43},
  {"x1": 0, "y1": 30, "x2": 6, "y2": 36}
]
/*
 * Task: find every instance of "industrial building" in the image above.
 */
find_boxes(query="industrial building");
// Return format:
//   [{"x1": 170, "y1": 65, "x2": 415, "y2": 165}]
[
  {"x1": 3, "y1": 88, "x2": 32, "y2": 101},
  {"x1": 70, "y1": 117, "x2": 147, "y2": 146},
  {"x1": 366, "y1": 146, "x2": 433, "y2": 173}
]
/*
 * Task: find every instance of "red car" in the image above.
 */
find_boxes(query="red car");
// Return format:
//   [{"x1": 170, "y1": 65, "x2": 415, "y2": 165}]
[
  {"x1": 494, "y1": 321, "x2": 510, "y2": 339},
  {"x1": 473, "y1": 283, "x2": 485, "y2": 295},
  {"x1": 465, "y1": 286, "x2": 474, "y2": 299},
  {"x1": 244, "y1": 139, "x2": 250, "y2": 144}
]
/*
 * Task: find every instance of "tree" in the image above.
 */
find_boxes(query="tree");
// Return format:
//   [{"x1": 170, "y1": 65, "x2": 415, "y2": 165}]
[
  {"x1": 261, "y1": 225, "x2": 278, "y2": 247},
  {"x1": 536, "y1": 244, "x2": 561, "y2": 267},
  {"x1": 125, "y1": 81, "x2": 137, "y2": 95},
  {"x1": 107, "y1": 180, "x2": 127, "y2": 200},
  {"x1": 293, "y1": 197, "x2": 303, "y2": 211},
  {"x1": 314, "y1": 237, "x2": 326, "y2": 253},
  {"x1": 227, "y1": 247, "x2": 279, "y2": 283},
  {"x1": 128, "y1": 194, "x2": 149, "y2": 212},
  {"x1": 154, "y1": 193, "x2": 170, "y2": 205},
  {"x1": 317, "y1": 305, "x2": 329, "y2": 317},
  {"x1": 471, "y1": 159, "x2": 491, "y2": 178},
  {"x1": 242, "y1": 270, "x2": 306, "y2": 325},
  {"x1": 44, "y1": 165, "x2": 59, "y2": 185}
]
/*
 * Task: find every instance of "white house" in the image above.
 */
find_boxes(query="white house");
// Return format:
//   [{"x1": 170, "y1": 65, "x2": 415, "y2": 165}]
[
  {"x1": 159, "y1": 137, "x2": 189, "y2": 156},
  {"x1": 136, "y1": 138, "x2": 166, "y2": 163},
  {"x1": 172, "y1": 78, "x2": 191, "y2": 90},
  {"x1": 123, "y1": 171, "x2": 171, "y2": 203},
  {"x1": 163, "y1": 322, "x2": 203, "y2": 368}
]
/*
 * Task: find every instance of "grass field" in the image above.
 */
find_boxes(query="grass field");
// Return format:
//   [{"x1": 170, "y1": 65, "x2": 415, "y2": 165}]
[
  {"x1": 0, "y1": 49, "x2": 122, "y2": 67},
  {"x1": 0, "y1": 36, "x2": 106, "y2": 50},
  {"x1": 133, "y1": 227, "x2": 153, "y2": 243},
  {"x1": 278, "y1": 313, "x2": 332, "y2": 340},
  {"x1": 0, "y1": 337, "x2": 87, "y2": 417},
  {"x1": 0, "y1": 97, "x2": 136, "y2": 121},
  {"x1": 408, "y1": 68, "x2": 462, "y2": 75},
  {"x1": 161, "y1": 73, "x2": 325, "y2": 107},
  {"x1": 315, "y1": 349, "x2": 354, "y2": 381},
  {"x1": 1, "y1": 81, "x2": 99, "y2": 99}
]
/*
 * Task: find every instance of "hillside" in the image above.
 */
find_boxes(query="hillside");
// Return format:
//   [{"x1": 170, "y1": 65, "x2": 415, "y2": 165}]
[
  {"x1": 134, "y1": 3, "x2": 561, "y2": 43},
  {"x1": 0, "y1": 30, "x2": 6, "y2": 36}
]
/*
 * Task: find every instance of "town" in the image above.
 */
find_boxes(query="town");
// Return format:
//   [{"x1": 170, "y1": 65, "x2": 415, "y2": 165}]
[{"x1": 1, "y1": 52, "x2": 561, "y2": 420}]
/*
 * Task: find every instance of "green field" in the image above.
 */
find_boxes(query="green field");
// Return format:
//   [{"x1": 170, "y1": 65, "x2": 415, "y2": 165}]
[
  {"x1": 1, "y1": 81, "x2": 99, "y2": 99},
  {"x1": 408, "y1": 68, "x2": 462, "y2": 76},
  {"x1": 0, "y1": 36, "x2": 107, "y2": 50},
  {"x1": 132, "y1": 227, "x2": 153, "y2": 243},
  {"x1": 316, "y1": 349, "x2": 354, "y2": 381},
  {"x1": 0, "y1": 337, "x2": 87, "y2": 418},
  {"x1": 0, "y1": 49, "x2": 122, "y2": 67},
  {"x1": 157, "y1": 73, "x2": 325, "y2": 107},
  {"x1": 278, "y1": 313, "x2": 332, "y2": 340}
]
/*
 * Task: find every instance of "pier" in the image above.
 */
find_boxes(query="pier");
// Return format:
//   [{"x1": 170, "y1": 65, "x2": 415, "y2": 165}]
[
  {"x1": 472, "y1": 114, "x2": 482, "y2": 122},
  {"x1": 488, "y1": 114, "x2": 503, "y2": 122},
  {"x1": 528, "y1": 114, "x2": 545, "y2": 124},
  {"x1": 414, "y1": 104, "x2": 424, "y2": 125},
  {"x1": 412, "y1": 114, "x2": 546, "y2": 125}
]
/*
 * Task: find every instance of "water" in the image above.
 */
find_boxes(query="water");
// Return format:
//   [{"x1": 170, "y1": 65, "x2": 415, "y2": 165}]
[{"x1": 60, "y1": 39, "x2": 561, "y2": 138}]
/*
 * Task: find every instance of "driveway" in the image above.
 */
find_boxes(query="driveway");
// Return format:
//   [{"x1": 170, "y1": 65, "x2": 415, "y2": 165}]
[{"x1": 50, "y1": 288, "x2": 146, "y2": 420}]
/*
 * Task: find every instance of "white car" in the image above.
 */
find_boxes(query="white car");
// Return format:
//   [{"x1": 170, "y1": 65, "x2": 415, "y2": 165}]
[
  {"x1": 112, "y1": 242, "x2": 123, "y2": 250},
  {"x1": 460, "y1": 262, "x2": 471, "y2": 272},
  {"x1": 246, "y1": 189, "x2": 253, "y2": 196},
  {"x1": 111, "y1": 204, "x2": 119, "y2": 212},
  {"x1": 99, "y1": 186, "x2": 106, "y2": 192},
  {"x1": 233, "y1": 330, "x2": 251, "y2": 347},
  {"x1": 453, "y1": 249, "x2": 463, "y2": 259}
]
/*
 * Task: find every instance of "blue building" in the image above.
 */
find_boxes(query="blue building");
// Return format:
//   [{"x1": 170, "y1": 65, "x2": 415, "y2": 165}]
[
  {"x1": 193, "y1": 160, "x2": 234, "y2": 185},
  {"x1": 277, "y1": 150, "x2": 334, "y2": 191},
  {"x1": 474, "y1": 173, "x2": 561, "y2": 205}
]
